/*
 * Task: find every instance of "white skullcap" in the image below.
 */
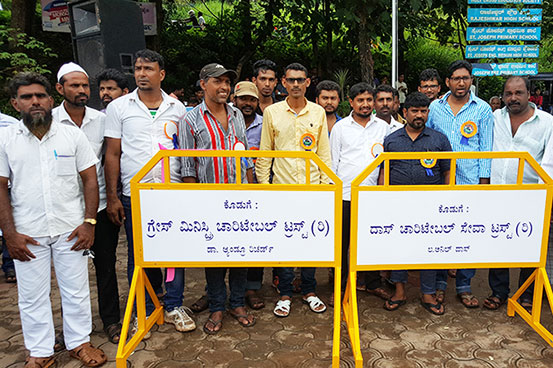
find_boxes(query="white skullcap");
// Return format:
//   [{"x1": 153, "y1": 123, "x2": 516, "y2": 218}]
[{"x1": 57, "y1": 62, "x2": 88, "y2": 82}]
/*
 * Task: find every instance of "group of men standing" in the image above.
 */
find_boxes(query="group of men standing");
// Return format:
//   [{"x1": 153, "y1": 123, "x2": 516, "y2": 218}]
[{"x1": 2, "y1": 49, "x2": 553, "y2": 367}]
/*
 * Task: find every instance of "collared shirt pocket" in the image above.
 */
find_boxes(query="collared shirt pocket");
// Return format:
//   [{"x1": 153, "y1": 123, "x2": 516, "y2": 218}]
[{"x1": 55, "y1": 153, "x2": 76, "y2": 176}]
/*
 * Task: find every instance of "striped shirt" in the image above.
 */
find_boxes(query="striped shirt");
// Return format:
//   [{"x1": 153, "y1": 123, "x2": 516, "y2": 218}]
[
  {"x1": 179, "y1": 101, "x2": 251, "y2": 184},
  {"x1": 427, "y1": 91, "x2": 494, "y2": 184}
]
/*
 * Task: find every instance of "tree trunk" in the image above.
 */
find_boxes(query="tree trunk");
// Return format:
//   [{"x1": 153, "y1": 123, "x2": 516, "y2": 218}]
[
  {"x1": 146, "y1": 0, "x2": 163, "y2": 51},
  {"x1": 358, "y1": 6, "x2": 373, "y2": 85},
  {"x1": 10, "y1": 0, "x2": 36, "y2": 34},
  {"x1": 324, "y1": 0, "x2": 332, "y2": 77},
  {"x1": 235, "y1": 0, "x2": 253, "y2": 79}
]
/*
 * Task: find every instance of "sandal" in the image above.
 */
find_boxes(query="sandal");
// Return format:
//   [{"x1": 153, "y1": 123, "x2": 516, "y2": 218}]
[
  {"x1": 520, "y1": 298, "x2": 533, "y2": 313},
  {"x1": 420, "y1": 299, "x2": 445, "y2": 315},
  {"x1": 245, "y1": 290, "x2": 265, "y2": 310},
  {"x1": 190, "y1": 295, "x2": 209, "y2": 313},
  {"x1": 483, "y1": 295, "x2": 506, "y2": 310},
  {"x1": 54, "y1": 331, "x2": 65, "y2": 352},
  {"x1": 384, "y1": 298, "x2": 406, "y2": 311},
  {"x1": 366, "y1": 287, "x2": 392, "y2": 301},
  {"x1": 104, "y1": 322, "x2": 122, "y2": 344},
  {"x1": 69, "y1": 342, "x2": 107, "y2": 367},
  {"x1": 5, "y1": 269, "x2": 16, "y2": 283},
  {"x1": 203, "y1": 317, "x2": 222, "y2": 335},
  {"x1": 24, "y1": 356, "x2": 55, "y2": 368},
  {"x1": 228, "y1": 308, "x2": 256, "y2": 327},
  {"x1": 273, "y1": 299, "x2": 291, "y2": 317},
  {"x1": 457, "y1": 292, "x2": 479, "y2": 308},
  {"x1": 302, "y1": 295, "x2": 326, "y2": 313},
  {"x1": 436, "y1": 290, "x2": 445, "y2": 304}
]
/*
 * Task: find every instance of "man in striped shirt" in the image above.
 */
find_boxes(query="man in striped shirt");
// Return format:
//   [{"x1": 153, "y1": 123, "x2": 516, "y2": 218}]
[
  {"x1": 180, "y1": 63, "x2": 254, "y2": 334},
  {"x1": 427, "y1": 60, "x2": 494, "y2": 309}
]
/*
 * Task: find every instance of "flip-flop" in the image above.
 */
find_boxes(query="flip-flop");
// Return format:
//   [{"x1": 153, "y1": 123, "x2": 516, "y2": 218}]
[
  {"x1": 246, "y1": 292, "x2": 265, "y2": 310},
  {"x1": 457, "y1": 292, "x2": 479, "y2": 309},
  {"x1": 436, "y1": 290, "x2": 445, "y2": 304},
  {"x1": 5, "y1": 269, "x2": 16, "y2": 283},
  {"x1": 190, "y1": 295, "x2": 209, "y2": 313},
  {"x1": 384, "y1": 298, "x2": 406, "y2": 311},
  {"x1": 302, "y1": 295, "x2": 326, "y2": 313},
  {"x1": 420, "y1": 299, "x2": 445, "y2": 315},
  {"x1": 483, "y1": 295, "x2": 506, "y2": 310},
  {"x1": 203, "y1": 317, "x2": 222, "y2": 335},
  {"x1": 228, "y1": 311, "x2": 256, "y2": 327}
]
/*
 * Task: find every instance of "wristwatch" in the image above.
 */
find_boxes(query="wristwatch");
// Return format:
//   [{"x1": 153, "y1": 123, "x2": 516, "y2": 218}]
[{"x1": 83, "y1": 218, "x2": 97, "y2": 226}]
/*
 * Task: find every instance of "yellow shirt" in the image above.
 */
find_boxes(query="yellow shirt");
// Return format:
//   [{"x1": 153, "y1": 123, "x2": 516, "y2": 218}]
[{"x1": 256, "y1": 98, "x2": 331, "y2": 184}]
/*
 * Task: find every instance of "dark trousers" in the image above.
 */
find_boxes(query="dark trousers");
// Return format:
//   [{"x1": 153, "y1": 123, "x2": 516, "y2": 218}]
[
  {"x1": 205, "y1": 267, "x2": 247, "y2": 312},
  {"x1": 488, "y1": 268, "x2": 534, "y2": 301},
  {"x1": 342, "y1": 200, "x2": 381, "y2": 291},
  {"x1": 246, "y1": 267, "x2": 264, "y2": 290},
  {"x1": 91, "y1": 208, "x2": 121, "y2": 328},
  {"x1": 1, "y1": 236, "x2": 14, "y2": 273}
]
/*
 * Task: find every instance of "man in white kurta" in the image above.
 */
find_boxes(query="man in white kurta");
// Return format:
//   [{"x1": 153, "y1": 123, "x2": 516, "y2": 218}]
[{"x1": 0, "y1": 72, "x2": 104, "y2": 367}]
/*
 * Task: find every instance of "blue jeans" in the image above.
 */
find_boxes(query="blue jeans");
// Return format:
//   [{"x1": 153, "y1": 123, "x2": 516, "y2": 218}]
[
  {"x1": 205, "y1": 267, "x2": 247, "y2": 312},
  {"x1": 391, "y1": 270, "x2": 439, "y2": 295},
  {"x1": 488, "y1": 268, "x2": 533, "y2": 301},
  {"x1": 2, "y1": 237, "x2": 14, "y2": 273},
  {"x1": 278, "y1": 267, "x2": 316, "y2": 297},
  {"x1": 436, "y1": 268, "x2": 475, "y2": 294},
  {"x1": 121, "y1": 195, "x2": 184, "y2": 313}
]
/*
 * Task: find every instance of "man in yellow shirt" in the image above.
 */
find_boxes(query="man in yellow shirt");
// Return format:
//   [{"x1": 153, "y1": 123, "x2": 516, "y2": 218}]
[{"x1": 256, "y1": 62, "x2": 331, "y2": 317}]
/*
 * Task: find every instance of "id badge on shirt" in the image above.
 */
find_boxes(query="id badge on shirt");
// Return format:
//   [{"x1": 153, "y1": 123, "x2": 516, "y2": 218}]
[{"x1": 54, "y1": 150, "x2": 76, "y2": 176}]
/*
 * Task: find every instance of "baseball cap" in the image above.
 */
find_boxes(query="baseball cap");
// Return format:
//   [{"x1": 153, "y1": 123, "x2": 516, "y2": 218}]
[
  {"x1": 199, "y1": 63, "x2": 238, "y2": 82},
  {"x1": 234, "y1": 81, "x2": 259, "y2": 99}
]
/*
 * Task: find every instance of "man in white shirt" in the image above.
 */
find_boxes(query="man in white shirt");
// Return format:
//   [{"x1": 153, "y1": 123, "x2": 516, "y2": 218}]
[
  {"x1": 53, "y1": 62, "x2": 123, "y2": 344},
  {"x1": 374, "y1": 84, "x2": 403, "y2": 133},
  {"x1": 330, "y1": 82, "x2": 391, "y2": 302},
  {"x1": 484, "y1": 76, "x2": 553, "y2": 312},
  {"x1": 0, "y1": 72, "x2": 105, "y2": 367},
  {"x1": 396, "y1": 73, "x2": 408, "y2": 108},
  {"x1": 105, "y1": 49, "x2": 195, "y2": 336}
]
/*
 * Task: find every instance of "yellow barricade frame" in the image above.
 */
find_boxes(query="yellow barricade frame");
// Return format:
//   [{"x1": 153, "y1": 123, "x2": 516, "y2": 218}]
[
  {"x1": 116, "y1": 150, "x2": 343, "y2": 367},
  {"x1": 344, "y1": 151, "x2": 553, "y2": 367}
]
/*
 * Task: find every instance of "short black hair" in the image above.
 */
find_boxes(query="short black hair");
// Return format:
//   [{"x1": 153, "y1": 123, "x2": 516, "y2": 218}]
[
  {"x1": 403, "y1": 92, "x2": 430, "y2": 110},
  {"x1": 135, "y1": 49, "x2": 165, "y2": 70},
  {"x1": 96, "y1": 68, "x2": 129, "y2": 90},
  {"x1": 504, "y1": 76, "x2": 530, "y2": 93},
  {"x1": 253, "y1": 59, "x2": 277, "y2": 79},
  {"x1": 316, "y1": 80, "x2": 340, "y2": 98},
  {"x1": 447, "y1": 60, "x2": 472, "y2": 78},
  {"x1": 419, "y1": 68, "x2": 441, "y2": 84},
  {"x1": 349, "y1": 82, "x2": 374, "y2": 100},
  {"x1": 375, "y1": 84, "x2": 395, "y2": 98},
  {"x1": 9, "y1": 72, "x2": 52, "y2": 98},
  {"x1": 283, "y1": 62, "x2": 308, "y2": 77}
]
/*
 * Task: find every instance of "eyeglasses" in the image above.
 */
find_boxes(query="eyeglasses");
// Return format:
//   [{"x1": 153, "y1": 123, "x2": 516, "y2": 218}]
[
  {"x1": 449, "y1": 76, "x2": 471, "y2": 83},
  {"x1": 285, "y1": 78, "x2": 306, "y2": 84},
  {"x1": 420, "y1": 84, "x2": 439, "y2": 90}
]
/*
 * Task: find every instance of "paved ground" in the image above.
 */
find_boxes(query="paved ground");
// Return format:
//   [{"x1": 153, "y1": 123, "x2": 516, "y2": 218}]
[{"x1": 2, "y1": 233, "x2": 553, "y2": 367}]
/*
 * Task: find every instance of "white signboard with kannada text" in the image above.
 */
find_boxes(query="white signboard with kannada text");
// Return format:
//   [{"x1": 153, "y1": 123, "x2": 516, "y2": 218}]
[
  {"x1": 357, "y1": 189, "x2": 546, "y2": 266},
  {"x1": 139, "y1": 189, "x2": 335, "y2": 263}
]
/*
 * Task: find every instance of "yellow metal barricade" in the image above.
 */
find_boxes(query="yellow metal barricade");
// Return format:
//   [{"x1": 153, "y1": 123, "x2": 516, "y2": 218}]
[
  {"x1": 116, "y1": 150, "x2": 343, "y2": 367},
  {"x1": 344, "y1": 151, "x2": 553, "y2": 367}
]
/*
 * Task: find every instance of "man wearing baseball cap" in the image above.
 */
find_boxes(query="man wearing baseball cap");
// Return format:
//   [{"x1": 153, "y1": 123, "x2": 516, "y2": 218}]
[{"x1": 180, "y1": 64, "x2": 254, "y2": 334}]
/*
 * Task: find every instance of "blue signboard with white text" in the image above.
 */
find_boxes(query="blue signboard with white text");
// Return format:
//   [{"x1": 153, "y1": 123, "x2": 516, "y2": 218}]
[
  {"x1": 466, "y1": 27, "x2": 541, "y2": 41},
  {"x1": 466, "y1": 45, "x2": 539, "y2": 59},
  {"x1": 467, "y1": 8, "x2": 542, "y2": 23},
  {"x1": 472, "y1": 63, "x2": 538, "y2": 77},
  {"x1": 468, "y1": 0, "x2": 541, "y2": 4}
]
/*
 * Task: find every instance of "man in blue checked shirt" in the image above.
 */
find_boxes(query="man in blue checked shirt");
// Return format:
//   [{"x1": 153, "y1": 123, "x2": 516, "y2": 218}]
[{"x1": 427, "y1": 60, "x2": 494, "y2": 309}]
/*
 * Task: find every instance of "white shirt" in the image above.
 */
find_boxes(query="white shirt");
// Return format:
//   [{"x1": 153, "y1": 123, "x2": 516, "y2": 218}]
[
  {"x1": 375, "y1": 115, "x2": 403, "y2": 133},
  {"x1": 53, "y1": 103, "x2": 107, "y2": 211},
  {"x1": 330, "y1": 113, "x2": 390, "y2": 200},
  {"x1": 396, "y1": 81, "x2": 408, "y2": 103},
  {"x1": 491, "y1": 104, "x2": 553, "y2": 184},
  {"x1": 0, "y1": 121, "x2": 98, "y2": 237},
  {"x1": 0, "y1": 112, "x2": 19, "y2": 128},
  {"x1": 104, "y1": 89, "x2": 186, "y2": 196}
]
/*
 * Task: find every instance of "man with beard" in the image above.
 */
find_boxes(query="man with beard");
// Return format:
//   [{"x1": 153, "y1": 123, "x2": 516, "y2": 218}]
[
  {"x1": 53, "y1": 62, "x2": 123, "y2": 344},
  {"x1": 427, "y1": 60, "x2": 493, "y2": 309},
  {"x1": 418, "y1": 68, "x2": 441, "y2": 103},
  {"x1": 316, "y1": 80, "x2": 341, "y2": 133},
  {"x1": 105, "y1": 49, "x2": 195, "y2": 337},
  {"x1": 256, "y1": 62, "x2": 330, "y2": 317},
  {"x1": 251, "y1": 59, "x2": 278, "y2": 115},
  {"x1": 378, "y1": 92, "x2": 452, "y2": 315},
  {"x1": 484, "y1": 76, "x2": 553, "y2": 312},
  {"x1": 96, "y1": 68, "x2": 129, "y2": 112},
  {"x1": 180, "y1": 63, "x2": 254, "y2": 334},
  {"x1": 330, "y1": 82, "x2": 391, "y2": 304},
  {"x1": 374, "y1": 84, "x2": 403, "y2": 133},
  {"x1": 0, "y1": 72, "x2": 105, "y2": 367}
]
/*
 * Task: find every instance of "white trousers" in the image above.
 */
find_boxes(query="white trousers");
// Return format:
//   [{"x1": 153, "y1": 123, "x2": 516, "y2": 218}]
[{"x1": 14, "y1": 231, "x2": 91, "y2": 357}]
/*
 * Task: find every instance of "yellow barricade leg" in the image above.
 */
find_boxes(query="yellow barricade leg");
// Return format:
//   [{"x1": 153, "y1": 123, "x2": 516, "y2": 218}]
[
  {"x1": 116, "y1": 267, "x2": 164, "y2": 368},
  {"x1": 508, "y1": 267, "x2": 553, "y2": 347},
  {"x1": 332, "y1": 267, "x2": 342, "y2": 367},
  {"x1": 342, "y1": 271, "x2": 363, "y2": 367}
]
